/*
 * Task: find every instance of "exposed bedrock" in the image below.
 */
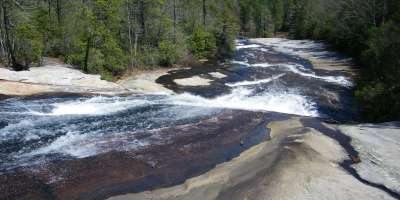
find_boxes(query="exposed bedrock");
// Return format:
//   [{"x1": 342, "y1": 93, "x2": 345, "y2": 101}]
[
  {"x1": 1, "y1": 39, "x2": 398, "y2": 200},
  {"x1": 339, "y1": 123, "x2": 400, "y2": 195},
  {"x1": 0, "y1": 110, "x2": 288, "y2": 200},
  {"x1": 109, "y1": 118, "x2": 400, "y2": 200}
]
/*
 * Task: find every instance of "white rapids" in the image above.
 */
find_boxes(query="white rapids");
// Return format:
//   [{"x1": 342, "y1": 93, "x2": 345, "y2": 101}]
[
  {"x1": 234, "y1": 38, "x2": 353, "y2": 87},
  {"x1": 169, "y1": 87, "x2": 319, "y2": 117},
  {"x1": 22, "y1": 87, "x2": 318, "y2": 118},
  {"x1": 252, "y1": 63, "x2": 353, "y2": 87},
  {"x1": 0, "y1": 38, "x2": 355, "y2": 171},
  {"x1": 225, "y1": 74, "x2": 286, "y2": 87},
  {"x1": 29, "y1": 96, "x2": 151, "y2": 116}
]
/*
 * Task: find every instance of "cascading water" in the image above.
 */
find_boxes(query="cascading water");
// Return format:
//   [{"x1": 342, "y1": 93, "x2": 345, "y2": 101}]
[{"x1": 0, "y1": 39, "x2": 355, "y2": 172}]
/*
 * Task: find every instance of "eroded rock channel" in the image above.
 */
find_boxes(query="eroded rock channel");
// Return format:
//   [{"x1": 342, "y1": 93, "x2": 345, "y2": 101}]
[{"x1": 1, "y1": 38, "x2": 399, "y2": 200}]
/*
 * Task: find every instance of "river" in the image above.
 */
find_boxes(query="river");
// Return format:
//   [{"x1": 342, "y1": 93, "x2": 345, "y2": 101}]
[
  {"x1": 0, "y1": 38, "x2": 360, "y2": 199},
  {"x1": 0, "y1": 38, "x2": 357, "y2": 172}
]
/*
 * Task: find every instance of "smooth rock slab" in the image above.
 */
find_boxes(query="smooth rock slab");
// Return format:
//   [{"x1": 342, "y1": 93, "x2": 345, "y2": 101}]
[
  {"x1": 339, "y1": 123, "x2": 400, "y2": 194},
  {"x1": 0, "y1": 65, "x2": 127, "y2": 96},
  {"x1": 0, "y1": 110, "x2": 285, "y2": 200},
  {"x1": 108, "y1": 118, "x2": 397, "y2": 200},
  {"x1": 174, "y1": 76, "x2": 212, "y2": 86}
]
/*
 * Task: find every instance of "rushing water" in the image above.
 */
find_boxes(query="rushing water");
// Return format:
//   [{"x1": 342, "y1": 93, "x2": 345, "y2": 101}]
[{"x1": 0, "y1": 39, "x2": 356, "y2": 172}]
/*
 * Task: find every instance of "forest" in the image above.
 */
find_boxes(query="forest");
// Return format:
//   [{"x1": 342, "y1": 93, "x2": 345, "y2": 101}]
[{"x1": 0, "y1": 0, "x2": 399, "y2": 122}]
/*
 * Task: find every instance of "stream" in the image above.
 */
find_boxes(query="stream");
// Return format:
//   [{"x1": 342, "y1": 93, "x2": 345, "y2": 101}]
[{"x1": 0, "y1": 38, "x2": 357, "y2": 173}]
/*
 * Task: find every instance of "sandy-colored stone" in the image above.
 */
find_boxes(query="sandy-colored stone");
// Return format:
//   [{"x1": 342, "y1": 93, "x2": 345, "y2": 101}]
[
  {"x1": 250, "y1": 38, "x2": 355, "y2": 74},
  {"x1": 339, "y1": 123, "x2": 400, "y2": 194},
  {"x1": 0, "y1": 65, "x2": 129, "y2": 96},
  {"x1": 118, "y1": 68, "x2": 172, "y2": 94},
  {"x1": 0, "y1": 65, "x2": 119, "y2": 88},
  {"x1": 302, "y1": 53, "x2": 354, "y2": 72},
  {"x1": 0, "y1": 80, "x2": 54, "y2": 95},
  {"x1": 209, "y1": 72, "x2": 227, "y2": 79},
  {"x1": 108, "y1": 118, "x2": 395, "y2": 200},
  {"x1": 174, "y1": 76, "x2": 212, "y2": 86}
]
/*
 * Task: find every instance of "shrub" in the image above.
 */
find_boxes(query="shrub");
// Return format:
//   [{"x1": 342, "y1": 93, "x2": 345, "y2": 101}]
[
  {"x1": 14, "y1": 24, "x2": 44, "y2": 67},
  {"x1": 100, "y1": 33, "x2": 126, "y2": 75},
  {"x1": 158, "y1": 40, "x2": 179, "y2": 66},
  {"x1": 355, "y1": 21, "x2": 400, "y2": 122},
  {"x1": 355, "y1": 83, "x2": 400, "y2": 122},
  {"x1": 215, "y1": 31, "x2": 235, "y2": 59},
  {"x1": 189, "y1": 28, "x2": 217, "y2": 59}
]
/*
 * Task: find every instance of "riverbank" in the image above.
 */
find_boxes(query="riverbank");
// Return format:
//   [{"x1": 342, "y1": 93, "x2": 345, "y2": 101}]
[
  {"x1": 1, "y1": 38, "x2": 399, "y2": 200},
  {"x1": 0, "y1": 61, "x2": 177, "y2": 97},
  {"x1": 250, "y1": 38, "x2": 356, "y2": 75},
  {"x1": 108, "y1": 118, "x2": 400, "y2": 200},
  {"x1": 0, "y1": 110, "x2": 285, "y2": 200},
  {"x1": 1, "y1": 111, "x2": 399, "y2": 200},
  {"x1": 0, "y1": 65, "x2": 126, "y2": 96}
]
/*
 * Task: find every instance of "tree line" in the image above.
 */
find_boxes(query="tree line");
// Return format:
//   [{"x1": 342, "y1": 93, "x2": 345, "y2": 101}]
[
  {"x1": 0, "y1": 0, "x2": 399, "y2": 121},
  {"x1": 288, "y1": 0, "x2": 399, "y2": 122},
  {"x1": 0, "y1": 0, "x2": 285, "y2": 77}
]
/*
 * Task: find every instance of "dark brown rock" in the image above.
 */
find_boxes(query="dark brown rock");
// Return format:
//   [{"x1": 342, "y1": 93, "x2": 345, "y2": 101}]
[{"x1": 0, "y1": 110, "x2": 288, "y2": 200}]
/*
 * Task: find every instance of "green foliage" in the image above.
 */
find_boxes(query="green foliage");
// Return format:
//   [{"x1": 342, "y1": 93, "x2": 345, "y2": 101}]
[
  {"x1": 158, "y1": 41, "x2": 180, "y2": 66},
  {"x1": 212, "y1": 0, "x2": 240, "y2": 58},
  {"x1": 62, "y1": 1, "x2": 126, "y2": 77},
  {"x1": 237, "y1": 0, "x2": 288, "y2": 37},
  {"x1": 189, "y1": 28, "x2": 217, "y2": 59},
  {"x1": 1, "y1": 0, "x2": 398, "y2": 121},
  {"x1": 361, "y1": 21, "x2": 400, "y2": 84},
  {"x1": 98, "y1": 31, "x2": 127, "y2": 74},
  {"x1": 1, "y1": 0, "x2": 288, "y2": 72},
  {"x1": 136, "y1": 46, "x2": 160, "y2": 67},
  {"x1": 355, "y1": 20, "x2": 400, "y2": 122},
  {"x1": 13, "y1": 24, "x2": 44, "y2": 67},
  {"x1": 288, "y1": 0, "x2": 400, "y2": 121},
  {"x1": 355, "y1": 83, "x2": 400, "y2": 122},
  {"x1": 271, "y1": 0, "x2": 285, "y2": 31},
  {"x1": 215, "y1": 31, "x2": 235, "y2": 58}
]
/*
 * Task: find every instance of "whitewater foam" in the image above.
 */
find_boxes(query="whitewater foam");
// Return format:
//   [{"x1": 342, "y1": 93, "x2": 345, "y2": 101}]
[
  {"x1": 29, "y1": 96, "x2": 151, "y2": 116},
  {"x1": 226, "y1": 73, "x2": 286, "y2": 87},
  {"x1": 236, "y1": 44, "x2": 262, "y2": 50},
  {"x1": 0, "y1": 38, "x2": 357, "y2": 171},
  {"x1": 251, "y1": 38, "x2": 346, "y2": 64},
  {"x1": 23, "y1": 130, "x2": 150, "y2": 159},
  {"x1": 27, "y1": 131, "x2": 96, "y2": 158},
  {"x1": 253, "y1": 62, "x2": 353, "y2": 86},
  {"x1": 231, "y1": 60, "x2": 251, "y2": 67},
  {"x1": 168, "y1": 87, "x2": 319, "y2": 117},
  {"x1": 252, "y1": 38, "x2": 324, "y2": 55},
  {"x1": 234, "y1": 40, "x2": 353, "y2": 87}
]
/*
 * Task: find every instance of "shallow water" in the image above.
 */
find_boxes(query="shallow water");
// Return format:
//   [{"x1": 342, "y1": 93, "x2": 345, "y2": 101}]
[{"x1": 0, "y1": 39, "x2": 357, "y2": 172}]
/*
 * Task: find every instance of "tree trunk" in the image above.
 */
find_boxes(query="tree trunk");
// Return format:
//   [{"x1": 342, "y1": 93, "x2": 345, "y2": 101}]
[
  {"x1": 134, "y1": 32, "x2": 138, "y2": 56},
  {"x1": 0, "y1": 5, "x2": 5, "y2": 58},
  {"x1": 56, "y1": 0, "x2": 62, "y2": 23},
  {"x1": 263, "y1": 14, "x2": 267, "y2": 37},
  {"x1": 382, "y1": 0, "x2": 387, "y2": 24},
  {"x1": 48, "y1": 0, "x2": 51, "y2": 17},
  {"x1": 372, "y1": 0, "x2": 376, "y2": 26},
  {"x1": 173, "y1": 0, "x2": 177, "y2": 43},
  {"x1": 126, "y1": 0, "x2": 134, "y2": 67},
  {"x1": 83, "y1": 35, "x2": 91, "y2": 73},
  {"x1": 202, "y1": 0, "x2": 206, "y2": 27},
  {"x1": 139, "y1": 0, "x2": 146, "y2": 38},
  {"x1": 1, "y1": 0, "x2": 20, "y2": 70}
]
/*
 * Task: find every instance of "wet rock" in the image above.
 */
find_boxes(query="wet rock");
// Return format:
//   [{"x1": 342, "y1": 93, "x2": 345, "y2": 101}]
[
  {"x1": 174, "y1": 76, "x2": 212, "y2": 86},
  {"x1": 0, "y1": 110, "x2": 287, "y2": 200},
  {"x1": 108, "y1": 118, "x2": 397, "y2": 200}
]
